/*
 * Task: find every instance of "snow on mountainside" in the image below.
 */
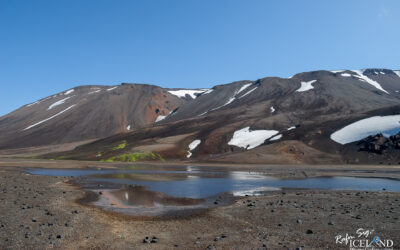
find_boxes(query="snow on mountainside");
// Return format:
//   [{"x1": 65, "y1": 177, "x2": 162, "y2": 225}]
[
  {"x1": 228, "y1": 127, "x2": 279, "y2": 149},
  {"x1": 3, "y1": 68, "x2": 400, "y2": 165},
  {"x1": 296, "y1": 80, "x2": 317, "y2": 92},
  {"x1": 330, "y1": 115, "x2": 400, "y2": 144},
  {"x1": 0, "y1": 84, "x2": 186, "y2": 149},
  {"x1": 168, "y1": 89, "x2": 210, "y2": 99},
  {"x1": 351, "y1": 70, "x2": 389, "y2": 94}
]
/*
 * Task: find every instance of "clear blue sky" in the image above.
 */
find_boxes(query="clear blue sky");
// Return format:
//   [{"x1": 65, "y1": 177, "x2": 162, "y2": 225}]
[{"x1": 1, "y1": 0, "x2": 399, "y2": 116}]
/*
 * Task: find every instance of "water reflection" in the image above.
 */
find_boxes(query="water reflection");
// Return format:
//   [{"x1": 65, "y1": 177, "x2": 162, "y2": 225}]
[
  {"x1": 27, "y1": 167, "x2": 400, "y2": 200},
  {"x1": 108, "y1": 186, "x2": 204, "y2": 207}
]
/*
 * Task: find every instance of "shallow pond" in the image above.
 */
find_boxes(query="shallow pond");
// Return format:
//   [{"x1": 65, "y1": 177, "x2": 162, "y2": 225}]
[{"x1": 27, "y1": 165, "x2": 400, "y2": 199}]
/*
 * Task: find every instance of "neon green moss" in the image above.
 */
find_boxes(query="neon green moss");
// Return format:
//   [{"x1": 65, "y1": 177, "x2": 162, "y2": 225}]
[
  {"x1": 100, "y1": 151, "x2": 163, "y2": 162},
  {"x1": 112, "y1": 140, "x2": 127, "y2": 151}
]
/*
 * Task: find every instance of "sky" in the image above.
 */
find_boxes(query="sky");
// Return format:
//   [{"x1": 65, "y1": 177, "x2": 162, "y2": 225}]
[{"x1": 1, "y1": 0, "x2": 400, "y2": 116}]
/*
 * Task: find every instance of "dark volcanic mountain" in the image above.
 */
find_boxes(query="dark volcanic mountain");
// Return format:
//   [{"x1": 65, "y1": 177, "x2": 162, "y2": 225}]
[
  {"x1": 2, "y1": 69, "x2": 400, "y2": 164},
  {"x1": 0, "y1": 84, "x2": 187, "y2": 149}
]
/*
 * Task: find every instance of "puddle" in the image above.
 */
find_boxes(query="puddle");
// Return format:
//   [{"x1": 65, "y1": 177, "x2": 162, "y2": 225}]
[{"x1": 27, "y1": 165, "x2": 400, "y2": 216}]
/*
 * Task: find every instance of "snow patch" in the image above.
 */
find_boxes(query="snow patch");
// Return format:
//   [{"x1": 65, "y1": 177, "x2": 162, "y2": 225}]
[
  {"x1": 202, "y1": 89, "x2": 214, "y2": 95},
  {"x1": 228, "y1": 127, "x2": 279, "y2": 150},
  {"x1": 269, "y1": 134, "x2": 282, "y2": 141},
  {"x1": 351, "y1": 70, "x2": 389, "y2": 94},
  {"x1": 107, "y1": 86, "x2": 118, "y2": 91},
  {"x1": 296, "y1": 80, "x2": 317, "y2": 92},
  {"x1": 88, "y1": 90, "x2": 101, "y2": 94},
  {"x1": 341, "y1": 73, "x2": 352, "y2": 77},
  {"x1": 168, "y1": 89, "x2": 208, "y2": 99},
  {"x1": 239, "y1": 87, "x2": 258, "y2": 99},
  {"x1": 64, "y1": 89, "x2": 74, "y2": 95},
  {"x1": 126, "y1": 125, "x2": 131, "y2": 130},
  {"x1": 237, "y1": 83, "x2": 252, "y2": 94},
  {"x1": 287, "y1": 126, "x2": 296, "y2": 131},
  {"x1": 26, "y1": 97, "x2": 52, "y2": 107},
  {"x1": 47, "y1": 96, "x2": 73, "y2": 110},
  {"x1": 23, "y1": 105, "x2": 77, "y2": 131},
  {"x1": 330, "y1": 115, "x2": 400, "y2": 144},
  {"x1": 394, "y1": 71, "x2": 400, "y2": 78},
  {"x1": 27, "y1": 101, "x2": 40, "y2": 107},
  {"x1": 270, "y1": 106, "x2": 275, "y2": 113},
  {"x1": 331, "y1": 70, "x2": 345, "y2": 73},
  {"x1": 155, "y1": 115, "x2": 166, "y2": 122},
  {"x1": 187, "y1": 139, "x2": 201, "y2": 158},
  {"x1": 210, "y1": 97, "x2": 235, "y2": 111}
]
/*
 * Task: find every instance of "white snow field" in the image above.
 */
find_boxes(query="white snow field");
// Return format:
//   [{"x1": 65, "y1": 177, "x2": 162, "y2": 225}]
[
  {"x1": 23, "y1": 105, "x2": 77, "y2": 131},
  {"x1": 239, "y1": 87, "x2": 258, "y2": 98},
  {"x1": 341, "y1": 73, "x2": 352, "y2": 77},
  {"x1": 106, "y1": 86, "x2": 118, "y2": 91},
  {"x1": 47, "y1": 96, "x2": 73, "y2": 110},
  {"x1": 88, "y1": 90, "x2": 101, "y2": 94},
  {"x1": 330, "y1": 115, "x2": 400, "y2": 144},
  {"x1": 296, "y1": 80, "x2": 317, "y2": 92},
  {"x1": 168, "y1": 89, "x2": 208, "y2": 99},
  {"x1": 237, "y1": 83, "x2": 252, "y2": 94},
  {"x1": 64, "y1": 89, "x2": 75, "y2": 95},
  {"x1": 351, "y1": 70, "x2": 389, "y2": 94},
  {"x1": 187, "y1": 139, "x2": 201, "y2": 158},
  {"x1": 26, "y1": 96, "x2": 52, "y2": 107},
  {"x1": 331, "y1": 70, "x2": 345, "y2": 73},
  {"x1": 202, "y1": 89, "x2": 214, "y2": 95},
  {"x1": 394, "y1": 71, "x2": 400, "y2": 78},
  {"x1": 155, "y1": 115, "x2": 166, "y2": 122},
  {"x1": 228, "y1": 127, "x2": 279, "y2": 150},
  {"x1": 269, "y1": 134, "x2": 282, "y2": 141}
]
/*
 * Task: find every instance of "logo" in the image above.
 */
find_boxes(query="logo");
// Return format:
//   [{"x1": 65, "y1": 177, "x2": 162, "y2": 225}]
[{"x1": 335, "y1": 228, "x2": 394, "y2": 250}]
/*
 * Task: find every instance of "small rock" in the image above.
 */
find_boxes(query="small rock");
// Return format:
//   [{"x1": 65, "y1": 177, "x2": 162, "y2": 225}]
[
  {"x1": 151, "y1": 236, "x2": 158, "y2": 243},
  {"x1": 328, "y1": 221, "x2": 334, "y2": 225},
  {"x1": 296, "y1": 219, "x2": 302, "y2": 224},
  {"x1": 306, "y1": 229, "x2": 313, "y2": 234},
  {"x1": 56, "y1": 234, "x2": 64, "y2": 239},
  {"x1": 206, "y1": 245, "x2": 216, "y2": 250}
]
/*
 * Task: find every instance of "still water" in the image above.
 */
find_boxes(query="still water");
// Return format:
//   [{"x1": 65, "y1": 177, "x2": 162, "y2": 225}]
[{"x1": 27, "y1": 165, "x2": 400, "y2": 199}]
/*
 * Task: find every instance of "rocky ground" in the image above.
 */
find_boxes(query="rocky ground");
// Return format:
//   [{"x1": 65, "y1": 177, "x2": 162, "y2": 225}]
[{"x1": 0, "y1": 166, "x2": 399, "y2": 249}]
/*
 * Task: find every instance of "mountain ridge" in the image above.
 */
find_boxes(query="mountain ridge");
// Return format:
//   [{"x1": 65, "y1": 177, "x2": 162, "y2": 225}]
[{"x1": 2, "y1": 68, "x2": 400, "y2": 164}]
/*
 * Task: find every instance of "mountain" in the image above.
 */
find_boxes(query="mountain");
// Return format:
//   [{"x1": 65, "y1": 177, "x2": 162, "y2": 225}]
[
  {"x1": 2, "y1": 68, "x2": 400, "y2": 164},
  {"x1": 0, "y1": 83, "x2": 187, "y2": 149}
]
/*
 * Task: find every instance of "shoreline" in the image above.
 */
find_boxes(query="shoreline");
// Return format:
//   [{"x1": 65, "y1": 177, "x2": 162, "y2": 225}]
[{"x1": 1, "y1": 162, "x2": 399, "y2": 249}]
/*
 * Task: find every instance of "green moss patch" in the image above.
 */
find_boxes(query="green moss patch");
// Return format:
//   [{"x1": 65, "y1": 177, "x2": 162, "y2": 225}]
[
  {"x1": 112, "y1": 140, "x2": 127, "y2": 151},
  {"x1": 100, "y1": 151, "x2": 164, "y2": 162}
]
